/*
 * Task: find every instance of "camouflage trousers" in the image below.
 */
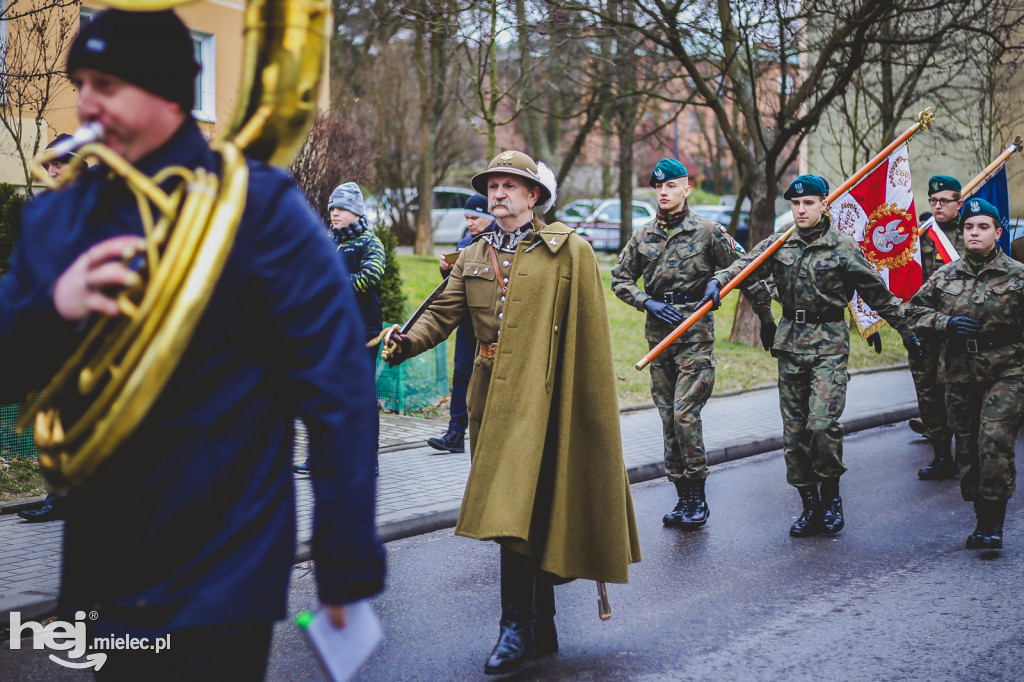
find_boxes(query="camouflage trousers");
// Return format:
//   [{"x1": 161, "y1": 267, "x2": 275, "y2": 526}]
[
  {"x1": 776, "y1": 351, "x2": 849, "y2": 487},
  {"x1": 947, "y1": 377, "x2": 1024, "y2": 502},
  {"x1": 908, "y1": 337, "x2": 953, "y2": 443},
  {"x1": 649, "y1": 341, "x2": 715, "y2": 481}
]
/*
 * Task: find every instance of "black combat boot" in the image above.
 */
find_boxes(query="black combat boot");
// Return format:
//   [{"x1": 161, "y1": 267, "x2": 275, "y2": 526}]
[
  {"x1": 790, "y1": 486, "x2": 823, "y2": 537},
  {"x1": 678, "y1": 478, "x2": 710, "y2": 529},
  {"x1": 427, "y1": 428, "x2": 465, "y2": 453},
  {"x1": 662, "y1": 479, "x2": 690, "y2": 526},
  {"x1": 533, "y1": 570, "x2": 558, "y2": 658},
  {"x1": 918, "y1": 439, "x2": 956, "y2": 480},
  {"x1": 966, "y1": 499, "x2": 1007, "y2": 550},
  {"x1": 485, "y1": 549, "x2": 536, "y2": 675},
  {"x1": 819, "y1": 478, "x2": 844, "y2": 535}
]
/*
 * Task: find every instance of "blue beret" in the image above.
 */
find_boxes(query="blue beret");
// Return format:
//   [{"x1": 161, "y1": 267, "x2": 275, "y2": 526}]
[
  {"x1": 928, "y1": 175, "x2": 961, "y2": 196},
  {"x1": 463, "y1": 194, "x2": 491, "y2": 219},
  {"x1": 959, "y1": 197, "x2": 1001, "y2": 228},
  {"x1": 649, "y1": 158, "x2": 688, "y2": 187},
  {"x1": 784, "y1": 174, "x2": 830, "y2": 199}
]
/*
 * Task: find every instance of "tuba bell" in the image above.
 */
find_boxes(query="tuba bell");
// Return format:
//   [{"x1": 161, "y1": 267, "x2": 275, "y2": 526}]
[{"x1": 18, "y1": 0, "x2": 331, "y2": 491}]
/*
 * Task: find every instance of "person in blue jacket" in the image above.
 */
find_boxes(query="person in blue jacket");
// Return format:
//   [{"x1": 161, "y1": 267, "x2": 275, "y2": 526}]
[
  {"x1": 0, "y1": 10, "x2": 384, "y2": 678},
  {"x1": 427, "y1": 194, "x2": 494, "y2": 453}
]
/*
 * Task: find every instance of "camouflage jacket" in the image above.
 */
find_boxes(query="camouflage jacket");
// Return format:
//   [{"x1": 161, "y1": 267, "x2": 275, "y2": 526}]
[
  {"x1": 713, "y1": 219, "x2": 912, "y2": 356},
  {"x1": 920, "y1": 218, "x2": 965, "y2": 282},
  {"x1": 907, "y1": 250, "x2": 1024, "y2": 382},
  {"x1": 610, "y1": 209, "x2": 772, "y2": 344}
]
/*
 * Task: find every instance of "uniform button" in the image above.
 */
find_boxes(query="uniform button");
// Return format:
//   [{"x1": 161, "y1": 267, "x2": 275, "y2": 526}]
[
  {"x1": 502, "y1": 260, "x2": 510, "y2": 267},
  {"x1": 498, "y1": 312, "x2": 503, "y2": 319},
  {"x1": 473, "y1": 268, "x2": 479, "y2": 275},
  {"x1": 503, "y1": 278, "x2": 509, "y2": 284},
  {"x1": 554, "y1": 325, "x2": 558, "y2": 332},
  {"x1": 483, "y1": 267, "x2": 490, "y2": 273},
  {"x1": 501, "y1": 296, "x2": 505, "y2": 302}
]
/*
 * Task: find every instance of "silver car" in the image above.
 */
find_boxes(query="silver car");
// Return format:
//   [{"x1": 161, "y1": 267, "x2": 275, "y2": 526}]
[
  {"x1": 365, "y1": 186, "x2": 476, "y2": 243},
  {"x1": 557, "y1": 198, "x2": 657, "y2": 251}
]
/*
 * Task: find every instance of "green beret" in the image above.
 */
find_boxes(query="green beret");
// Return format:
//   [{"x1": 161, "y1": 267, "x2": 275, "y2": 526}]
[
  {"x1": 784, "y1": 174, "x2": 829, "y2": 200},
  {"x1": 648, "y1": 158, "x2": 688, "y2": 187},
  {"x1": 959, "y1": 197, "x2": 1001, "y2": 228},
  {"x1": 928, "y1": 175, "x2": 961, "y2": 196}
]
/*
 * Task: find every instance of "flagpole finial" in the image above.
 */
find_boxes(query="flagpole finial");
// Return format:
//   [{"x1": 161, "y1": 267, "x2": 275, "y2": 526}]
[
  {"x1": 1011, "y1": 136, "x2": 1023, "y2": 153},
  {"x1": 916, "y1": 107, "x2": 935, "y2": 131}
]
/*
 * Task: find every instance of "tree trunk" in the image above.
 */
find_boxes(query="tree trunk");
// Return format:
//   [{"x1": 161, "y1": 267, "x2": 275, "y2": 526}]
[
  {"x1": 414, "y1": 22, "x2": 434, "y2": 256},
  {"x1": 728, "y1": 171, "x2": 777, "y2": 345}
]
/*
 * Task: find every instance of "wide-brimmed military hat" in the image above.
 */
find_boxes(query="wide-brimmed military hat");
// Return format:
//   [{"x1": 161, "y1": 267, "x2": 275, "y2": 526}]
[
  {"x1": 784, "y1": 174, "x2": 830, "y2": 199},
  {"x1": 928, "y1": 175, "x2": 961, "y2": 196},
  {"x1": 471, "y1": 151, "x2": 552, "y2": 205},
  {"x1": 959, "y1": 197, "x2": 1001, "y2": 228}
]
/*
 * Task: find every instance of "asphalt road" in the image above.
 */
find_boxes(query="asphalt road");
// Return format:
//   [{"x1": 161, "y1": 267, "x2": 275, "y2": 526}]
[
  {"x1": 5, "y1": 423, "x2": 1022, "y2": 680},
  {"x1": 271, "y1": 423, "x2": 1024, "y2": 681}
]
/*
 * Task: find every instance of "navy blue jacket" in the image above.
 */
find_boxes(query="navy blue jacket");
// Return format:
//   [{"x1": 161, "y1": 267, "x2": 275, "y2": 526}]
[{"x1": 0, "y1": 120, "x2": 384, "y2": 635}]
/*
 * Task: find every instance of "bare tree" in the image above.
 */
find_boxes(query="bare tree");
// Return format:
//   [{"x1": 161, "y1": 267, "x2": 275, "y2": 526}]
[
  {"x1": 289, "y1": 109, "x2": 377, "y2": 224},
  {"x1": 0, "y1": 0, "x2": 79, "y2": 194}
]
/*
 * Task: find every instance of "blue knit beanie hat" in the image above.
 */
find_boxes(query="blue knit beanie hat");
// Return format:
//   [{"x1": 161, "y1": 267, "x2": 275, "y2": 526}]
[
  {"x1": 328, "y1": 182, "x2": 365, "y2": 216},
  {"x1": 463, "y1": 194, "x2": 490, "y2": 219}
]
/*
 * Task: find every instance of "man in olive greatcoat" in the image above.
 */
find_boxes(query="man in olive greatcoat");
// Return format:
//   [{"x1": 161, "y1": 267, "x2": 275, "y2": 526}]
[{"x1": 386, "y1": 150, "x2": 640, "y2": 675}]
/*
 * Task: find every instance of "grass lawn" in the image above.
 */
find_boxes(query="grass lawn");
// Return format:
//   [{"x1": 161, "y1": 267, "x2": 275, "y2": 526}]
[
  {"x1": 0, "y1": 457, "x2": 46, "y2": 503},
  {"x1": 395, "y1": 251, "x2": 909, "y2": 409}
]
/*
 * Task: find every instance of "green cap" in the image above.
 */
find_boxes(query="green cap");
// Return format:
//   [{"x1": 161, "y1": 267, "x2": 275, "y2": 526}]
[
  {"x1": 959, "y1": 197, "x2": 1001, "y2": 228},
  {"x1": 928, "y1": 175, "x2": 961, "y2": 196},
  {"x1": 784, "y1": 174, "x2": 829, "y2": 199},
  {"x1": 648, "y1": 158, "x2": 688, "y2": 187}
]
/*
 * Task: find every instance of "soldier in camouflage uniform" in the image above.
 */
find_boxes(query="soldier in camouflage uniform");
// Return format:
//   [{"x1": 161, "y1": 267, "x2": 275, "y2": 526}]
[
  {"x1": 908, "y1": 198, "x2": 1024, "y2": 550},
  {"x1": 910, "y1": 175, "x2": 965, "y2": 480},
  {"x1": 712, "y1": 175, "x2": 922, "y2": 537},
  {"x1": 611, "y1": 158, "x2": 775, "y2": 530}
]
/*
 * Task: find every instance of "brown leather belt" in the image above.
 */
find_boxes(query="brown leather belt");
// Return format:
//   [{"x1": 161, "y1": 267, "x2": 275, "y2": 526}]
[{"x1": 478, "y1": 342, "x2": 498, "y2": 359}]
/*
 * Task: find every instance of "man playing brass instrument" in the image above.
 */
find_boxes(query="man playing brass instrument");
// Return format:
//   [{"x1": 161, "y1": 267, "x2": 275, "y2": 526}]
[{"x1": 0, "y1": 10, "x2": 383, "y2": 677}]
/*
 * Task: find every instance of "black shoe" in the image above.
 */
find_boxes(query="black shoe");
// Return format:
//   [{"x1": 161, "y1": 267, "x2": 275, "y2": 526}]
[
  {"x1": 484, "y1": 616, "x2": 534, "y2": 675},
  {"x1": 790, "y1": 486, "x2": 823, "y2": 537},
  {"x1": 918, "y1": 439, "x2": 956, "y2": 480},
  {"x1": 967, "y1": 500, "x2": 1006, "y2": 549},
  {"x1": 820, "y1": 496, "x2": 844, "y2": 535},
  {"x1": 679, "y1": 478, "x2": 709, "y2": 529},
  {"x1": 908, "y1": 418, "x2": 926, "y2": 435},
  {"x1": 427, "y1": 429, "x2": 465, "y2": 454},
  {"x1": 293, "y1": 460, "x2": 310, "y2": 475},
  {"x1": 17, "y1": 499, "x2": 66, "y2": 523},
  {"x1": 533, "y1": 616, "x2": 558, "y2": 657}
]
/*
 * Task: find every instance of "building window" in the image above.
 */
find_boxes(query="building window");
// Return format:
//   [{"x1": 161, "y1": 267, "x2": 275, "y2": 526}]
[{"x1": 78, "y1": 8, "x2": 215, "y2": 123}]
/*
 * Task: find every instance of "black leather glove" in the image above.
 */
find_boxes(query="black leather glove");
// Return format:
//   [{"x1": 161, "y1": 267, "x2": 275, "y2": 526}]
[
  {"x1": 698, "y1": 279, "x2": 722, "y2": 311},
  {"x1": 865, "y1": 332, "x2": 882, "y2": 354},
  {"x1": 643, "y1": 298, "x2": 684, "y2": 326},
  {"x1": 947, "y1": 316, "x2": 982, "y2": 337},
  {"x1": 759, "y1": 319, "x2": 777, "y2": 352},
  {"x1": 902, "y1": 334, "x2": 923, "y2": 359}
]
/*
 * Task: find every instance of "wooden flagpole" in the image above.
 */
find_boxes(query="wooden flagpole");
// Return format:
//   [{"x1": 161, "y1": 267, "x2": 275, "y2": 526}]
[{"x1": 634, "y1": 108, "x2": 936, "y2": 372}]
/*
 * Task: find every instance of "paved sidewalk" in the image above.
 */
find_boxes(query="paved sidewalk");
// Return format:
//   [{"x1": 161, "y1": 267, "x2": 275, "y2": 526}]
[{"x1": 0, "y1": 366, "x2": 919, "y2": 622}]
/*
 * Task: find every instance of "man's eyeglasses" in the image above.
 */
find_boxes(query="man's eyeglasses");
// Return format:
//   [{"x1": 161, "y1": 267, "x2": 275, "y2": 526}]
[{"x1": 928, "y1": 197, "x2": 958, "y2": 207}]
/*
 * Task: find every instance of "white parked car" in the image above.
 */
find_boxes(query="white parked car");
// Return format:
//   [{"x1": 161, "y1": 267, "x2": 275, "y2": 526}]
[
  {"x1": 364, "y1": 186, "x2": 476, "y2": 243},
  {"x1": 557, "y1": 198, "x2": 657, "y2": 251}
]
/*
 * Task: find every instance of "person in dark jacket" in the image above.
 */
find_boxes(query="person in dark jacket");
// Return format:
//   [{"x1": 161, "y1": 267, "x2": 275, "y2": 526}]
[
  {"x1": 328, "y1": 181, "x2": 385, "y2": 354},
  {"x1": 427, "y1": 193, "x2": 494, "y2": 453},
  {"x1": 0, "y1": 10, "x2": 384, "y2": 677}
]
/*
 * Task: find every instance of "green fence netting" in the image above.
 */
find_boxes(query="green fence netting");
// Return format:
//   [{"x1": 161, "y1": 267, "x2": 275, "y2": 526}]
[{"x1": 0, "y1": 336, "x2": 450, "y2": 461}]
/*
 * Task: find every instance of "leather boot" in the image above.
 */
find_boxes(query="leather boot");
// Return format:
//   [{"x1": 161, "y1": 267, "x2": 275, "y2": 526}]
[
  {"x1": 819, "y1": 478, "x2": 844, "y2": 536},
  {"x1": 918, "y1": 438, "x2": 956, "y2": 480},
  {"x1": 533, "y1": 570, "x2": 558, "y2": 657},
  {"x1": 908, "y1": 418, "x2": 926, "y2": 435},
  {"x1": 662, "y1": 479, "x2": 689, "y2": 526},
  {"x1": 790, "y1": 486, "x2": 823, "y2": 537},
  {"x1": 678, "y1": 478, "x2": 710, "y2": 529},
  {"x1": 966, "y1": 499, "x2": 1006, "y2": 550},
  {"x1": 485, "y1": 549, "x2": 536, "y2": 675},
  {"x1": 427, "y1": 428, "x2": 465, "y2": 453}
]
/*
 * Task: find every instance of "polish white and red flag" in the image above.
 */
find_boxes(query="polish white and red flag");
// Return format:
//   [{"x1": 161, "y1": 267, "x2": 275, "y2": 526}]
[
  {"x1": 828, "y1": 141, "x2": 923, "y2": 336},
  {"x1": 919, "y1": 215, "x2": 961, "y2": 264}
]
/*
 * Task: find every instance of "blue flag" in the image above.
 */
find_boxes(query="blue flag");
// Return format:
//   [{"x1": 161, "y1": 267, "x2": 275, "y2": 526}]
[{"x1": 970, "y1": 166, "x2": 1011, "y2": 253}]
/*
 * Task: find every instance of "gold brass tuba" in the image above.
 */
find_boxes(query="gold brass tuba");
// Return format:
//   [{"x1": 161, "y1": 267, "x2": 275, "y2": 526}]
[{"x1": 18, "y1": 0, "x2": 330, "y2": 491}]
